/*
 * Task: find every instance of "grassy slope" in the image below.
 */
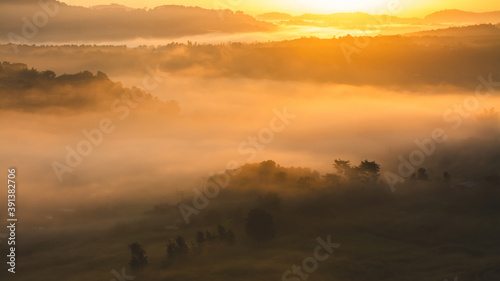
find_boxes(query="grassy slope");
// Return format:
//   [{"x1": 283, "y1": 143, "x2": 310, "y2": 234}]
[{"x1": 7, "y1": 164, "x2": 500, "y2": 281}]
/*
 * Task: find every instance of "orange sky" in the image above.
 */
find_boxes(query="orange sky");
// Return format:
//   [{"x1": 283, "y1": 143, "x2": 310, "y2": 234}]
[{"x1": 61, "y1": 0, "x2": 500, "y2": 17}]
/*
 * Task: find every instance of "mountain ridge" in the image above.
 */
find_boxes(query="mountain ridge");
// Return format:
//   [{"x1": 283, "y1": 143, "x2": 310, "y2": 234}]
[
  {"x1": 425, "y1": 9, "x2": 500, "y2": 23},
  {"x1": 404, "y1": 23, "x2": 500, "y2": 37},
  {"x1": 0, "y1": 1, "x2": 274, "y2": 43}
]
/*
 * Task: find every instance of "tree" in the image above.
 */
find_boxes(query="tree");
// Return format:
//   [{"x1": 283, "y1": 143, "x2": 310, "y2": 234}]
[
  {"x1": 357, "y1": 160, "x2": 380, "y2": 175},
  {"x1": 41, "y1": 70, "x2": 56, "y2": 79},
  {"x1": 166, "y1": 240, "x2": 178, "y2": 259},
  {"x1": 176, "y1": 236, "x2": 188, "y2": 255},
  {"x1": 333, "y1": 159, "x2": 380, "y2": 182},
  {"x1": 217, "y1": 225, "x2": 227, "y2": 240},
  {"x1": 196, "y1": 231, "x2": 206, "y2": 245},
  {"x1": 259, "y1": 160, "x2": 277, "y2": 181},
  {"x1": 96, "y1": 71, "x2": 109, "y2": 80},
  {"x1": 356, "y1": 160, "x2": 381, "y2": 182},
  {"x1": 167, "y1": 236, "x2": 188, "y2": 259},
  {"x1": 257, "y1": 192, "x2": 281, "y2": 210},
  {"x1": 245, "y1": 208, "x2": 275, "y2": 242},
  {"x1": 417, "y1": 168, "x2": 429, "y2": 181},
  {"x1": 128, "y1": 242, "x2": 148, "y2": 271},
  {"x1": 206, "y1": 231, "x2": 215, "y2": 241},
  {"x1": 323, "y1": 173, "x2": 340, "y2": 186},
  {"x1": 297, "y1": 176, "x2": 315, "y2": 189},
  {"x1": 274, "y1": 171, "x2": 287, "y2": 182},
  {"x1": 333, "y1": 159, "x2": 351, "y2": 178}
]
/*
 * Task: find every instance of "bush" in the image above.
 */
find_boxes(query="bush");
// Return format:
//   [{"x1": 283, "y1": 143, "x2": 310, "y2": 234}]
[
  {"x1": 245, "y1": 208, "x2": 276, "y2": 242},
  {"x1": 128, "y1": 242, "x2": 148, "y2": 271},
  {"x1": 167, "y1": 236, "x2": 188, "y2": 259}
]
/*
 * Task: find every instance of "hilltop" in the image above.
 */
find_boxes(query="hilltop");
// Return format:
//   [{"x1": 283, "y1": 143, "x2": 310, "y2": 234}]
[{"x1": 425, "y1": 9, "x2": 500, "y2": 24}]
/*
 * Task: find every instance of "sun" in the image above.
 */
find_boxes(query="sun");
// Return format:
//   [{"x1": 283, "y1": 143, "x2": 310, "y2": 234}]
[{"x1": 284, "y1": 0, "x2": 398, "y2": 14}]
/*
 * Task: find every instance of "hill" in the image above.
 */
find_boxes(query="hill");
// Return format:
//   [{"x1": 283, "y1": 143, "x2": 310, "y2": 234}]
[
  {"x1": 425, "y1": 9, "x2": 500, "y2": 24},
  {"x1": 0, "y1": 1, "x2": 274, "y2": 43},
  {"x1": 256, "y1": 12, "x2": 293, "y2": 21},
  {"x1": 2, "y1": 33, "x2": 499, "y2": 91},
  {"x1": 0, "y1": 62, "x2": 180, "y2": 114},
  {"x1": 406, "y1": 23, "x2": 500, "y2": 37},
  {"x1": 264, "y1": 11, "x2": 422, "y2": 28}
]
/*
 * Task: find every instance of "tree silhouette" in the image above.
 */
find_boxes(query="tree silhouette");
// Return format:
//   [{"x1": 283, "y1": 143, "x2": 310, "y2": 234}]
[
  {"x1": 176, "y1": 236, "x2": 188, "y2": 255},
  {"x1": 332, "y1": 159, "x2": 380, "y2": 182},
  {"x1": 297, "y1": 176, "x2": 315, "y2": 189},
  {"x1": 41, "y1": 70, "x2": 56, "y2": 79},
  {"x1": 333, "y1": 159, "x2": 352, "y2": 178},
  {"x1": 323, "y1": 173, "x2": 341, "y2": 186},
  {"x1": 257, "y1": 192, "x2": 281, "y2": 210},
  {"x1": 128, "y1": 242, "x2": 148, "y2": 271},
  {"x1": 245, "y1": 208, "x2": 275, "y2": 242},
  {"x1": 417, "y1": 168, "x2": 429, "y2": 181},
  {"x1": 196, "y1": 231, "x2": 206, "y2": 245},
  {"x1": 274, "y1": 171, "x2": 287, "y2": 182},
  {"x1": 259, "y1": 160, "x2": 277, "y2": 181},
  {"x1": 166, "y1": 240, "x2": 178, "y2": 259},
  {"x1": 355, "y1": 160, "x2": 381, "y2": 182},
  {"x1": 206, "y1": 230, "x2": 215, "y2": 241},
  {"x1": 217, "y1": 225, "x2": 227, "y2": 240},
  {"x1": 167, "y1": 236, "x2": 188, "y2": 259}
]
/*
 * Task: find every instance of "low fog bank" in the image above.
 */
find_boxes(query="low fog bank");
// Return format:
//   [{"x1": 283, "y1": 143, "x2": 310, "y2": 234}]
[
  {"x1": 2, "y1": 32, "x2": 499, "y2": 91},
  {"x1": 1, "y1": 65, "x2": 499, "y2": 231}
]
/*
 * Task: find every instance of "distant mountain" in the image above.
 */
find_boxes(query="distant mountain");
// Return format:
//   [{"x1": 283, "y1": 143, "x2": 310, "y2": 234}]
[
  {"x1": 256, "y1": 12, "x2": 293, "y2": 21},
  {"x1": 425, "y1": 9, "x2": 500, "y2": 24},
  {"x1": 256, "y1": 10, "x2": 500, "y2": 28},
  {"x1": 90, "y1": 4, "x2": 134, "y2": 11},
  {"x1": 406, "y1": 23, "x2": 500, "y2": 37},
  {"x1": 257, "y1": 11, "x2": 423, "y2": 28},
  {"x1": 0, "y1": 1, "x2": 274, "y2": 43}
]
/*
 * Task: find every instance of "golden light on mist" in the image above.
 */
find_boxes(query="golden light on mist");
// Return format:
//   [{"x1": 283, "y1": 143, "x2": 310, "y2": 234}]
[{"x1": 60, "y1": 0, "x2": 500, "y2": 17}]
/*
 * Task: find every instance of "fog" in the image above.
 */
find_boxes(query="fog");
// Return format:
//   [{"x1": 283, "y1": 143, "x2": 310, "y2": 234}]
[
  {"x1": 3, "y1": 33, "x2": 499, "y2": 91},
  {"x1": 1, "y1": 2, "x2": 500, "y2": 280},
  {"x1": 1, "y1": 31, "x2": 499, "y2": 233},
  {"x1": 1, "y1": 64, "x2": 499, "y2": 230}
]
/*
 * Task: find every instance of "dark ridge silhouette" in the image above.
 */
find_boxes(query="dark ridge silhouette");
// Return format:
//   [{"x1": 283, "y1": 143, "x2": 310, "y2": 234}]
[
  {"x1": 0, "y1": 1, "x2": 275, "y2": 43},
  {"x1": 128, "y1": 156, "x2": 500, "y2": 279},
  {"x1": 425, "y1": 9, "x2": 500, "y2": 24},
  {"x1": 245, "y1": 208, "x2": 275, "y2": 242},
  {"x1": 255, "y1": 9, "x2": 500, "y2": 29},
  {"x1": 254, "y1": 11, "x2": 424, "y2": 29},
  {"x1": 405, "y1": 23, "x2": 500, "y2": 37},
  {"x1": 256, "y1": 12, "x2": 293, "y2": 21},
  {"x1": 2, "y1": 31, "x2": 499, "y2": 91},
  {"x1": 0, "y1": 61, "x2": 180, "y2": 114},
  {"x1": 90, "y1": 3, "x2": 134, "y2": 11}
]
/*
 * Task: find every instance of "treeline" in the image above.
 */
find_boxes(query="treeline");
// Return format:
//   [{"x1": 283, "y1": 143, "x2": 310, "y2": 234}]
[
  {"x1": 225, "y1": 160, "x2": 457, "y2": 191},
  {"x1": 0, "y1": 1, "x2": 273, "y2": 42},
  {"x1": 2, "y1": 31, "x2": 499, "y2": 90},
  {"x1": 128, "y1": 215, "x2": 276, "y2": 272},
  {"x1": 128, "y1": 158, "x2": 499, "y2": 278},
  {"x1": 0, "y1": 61, "x2": 180, "y2": 114}
]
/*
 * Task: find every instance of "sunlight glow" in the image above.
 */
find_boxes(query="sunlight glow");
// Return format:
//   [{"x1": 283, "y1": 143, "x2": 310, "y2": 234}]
[
  {"x1": 59, "y1": 0, "x2": 500, "y2": 17},
  {"x1": 283, "y1": 0, "x2": 396, "y2": 14}
]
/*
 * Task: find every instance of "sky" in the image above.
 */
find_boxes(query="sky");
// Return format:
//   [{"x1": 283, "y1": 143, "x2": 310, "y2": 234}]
[{"x1": 61, "y1": 0, "x2": 500, "y2": 17}]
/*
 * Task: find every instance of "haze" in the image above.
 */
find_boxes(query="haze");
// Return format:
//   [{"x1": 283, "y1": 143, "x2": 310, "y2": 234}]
[{"x1": 0, "y1": 1, "x2": 499, "y2": 280}]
